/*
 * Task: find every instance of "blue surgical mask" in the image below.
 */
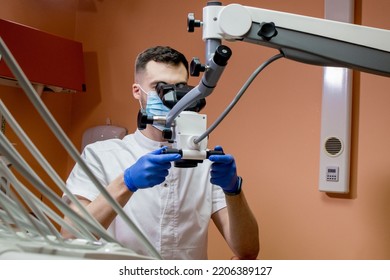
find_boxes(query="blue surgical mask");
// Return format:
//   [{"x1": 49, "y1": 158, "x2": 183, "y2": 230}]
[
  {"x1": 145, "y1": 91, "x2": 170, "y2": 117},
  {"x1": 138, "y1": 85, "x2": 170, "y2": 131}
]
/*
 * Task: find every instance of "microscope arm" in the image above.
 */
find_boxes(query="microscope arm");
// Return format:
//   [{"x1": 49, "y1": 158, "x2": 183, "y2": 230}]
[
  {"x1": 165, "y1": 43, "x2": 231, "y2": 126},
  {"x1": 214, "y1": 4, "x2": 390, "y2": 76},
  {"x1": 167, "y1": 2, "x2": 390, "y2": 122}
]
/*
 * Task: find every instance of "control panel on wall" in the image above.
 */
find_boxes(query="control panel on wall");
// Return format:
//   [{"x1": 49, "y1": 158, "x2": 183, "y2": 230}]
[{"x1": 326, "y1": 166, "x2": 339, "y2": 182}]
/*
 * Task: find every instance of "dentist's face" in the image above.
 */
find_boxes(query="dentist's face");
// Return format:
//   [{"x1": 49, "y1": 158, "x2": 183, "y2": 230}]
[{"x1": 133, "y1": 60, "x2": 188, "y2": 108}]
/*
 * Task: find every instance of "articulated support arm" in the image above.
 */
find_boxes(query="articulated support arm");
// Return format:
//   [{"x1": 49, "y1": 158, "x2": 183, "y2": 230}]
[{"x1": 168, "y1": 1, "x2": 390, "y2": 119}]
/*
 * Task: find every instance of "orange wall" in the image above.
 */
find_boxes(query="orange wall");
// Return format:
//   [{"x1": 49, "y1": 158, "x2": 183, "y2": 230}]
[{"x1": 1, "y1": 0, "x2": 390, "y2": 260}]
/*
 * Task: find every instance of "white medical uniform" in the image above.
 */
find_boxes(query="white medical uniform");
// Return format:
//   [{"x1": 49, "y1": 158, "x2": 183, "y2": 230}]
[{"x1": 64, "y1": 129, "x2": 226, "y2": 259}]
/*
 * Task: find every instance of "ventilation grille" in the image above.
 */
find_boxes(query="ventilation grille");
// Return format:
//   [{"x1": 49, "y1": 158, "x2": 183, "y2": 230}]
[{"x1": 324, "y1": 137, "x2": 343, "y2": 156}]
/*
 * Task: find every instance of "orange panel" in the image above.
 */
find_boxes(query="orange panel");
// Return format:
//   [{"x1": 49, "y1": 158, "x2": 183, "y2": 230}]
[{"x1": 0, "y1": 18, "x2": 86, "y2": 92}]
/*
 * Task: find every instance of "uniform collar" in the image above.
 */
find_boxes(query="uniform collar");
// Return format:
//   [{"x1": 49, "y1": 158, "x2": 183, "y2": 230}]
[{"x1": 125, "y1": 129, "x2": 171, "y2": 150}]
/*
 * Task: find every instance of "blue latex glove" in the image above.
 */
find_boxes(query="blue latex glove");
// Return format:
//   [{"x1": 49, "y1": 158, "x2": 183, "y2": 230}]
[
  {"x1": 208, "y1": 146, "x2": 240, "y2": 194},
  {"x1": 124, "y1": 147, "x2": 181, "y2": 192}
]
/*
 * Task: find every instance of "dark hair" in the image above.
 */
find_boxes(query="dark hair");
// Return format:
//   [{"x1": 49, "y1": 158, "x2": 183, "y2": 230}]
[{"x1": 135, "y1": 46, "x2": 189, "y2": 77}]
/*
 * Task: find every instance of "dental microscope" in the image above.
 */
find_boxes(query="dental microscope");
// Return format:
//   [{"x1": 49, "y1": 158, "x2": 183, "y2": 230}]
[{"x1": 137, "y1": 1, "x2": 390, "y2": 168}]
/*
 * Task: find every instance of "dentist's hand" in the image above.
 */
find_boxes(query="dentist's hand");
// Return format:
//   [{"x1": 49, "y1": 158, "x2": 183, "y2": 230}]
[
  {"x1": 208, "y1": 146, "x2": 242, "y2": 195},
  {"x1": 124, "y1": 147, "x2": 181, "y2": 192}
]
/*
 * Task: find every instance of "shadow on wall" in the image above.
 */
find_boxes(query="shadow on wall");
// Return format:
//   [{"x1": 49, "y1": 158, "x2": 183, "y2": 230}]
[
  {"x1": 70, "y1": 51, "x2": 102, "y2": 134},
  {"x1": 326, "y1": 71, "x2": 361, "y2": 201},
  {"x1": 73, "y1": 51, "x2": 102, "y2": 110},
  {"x1": 77, "y1": 0, "x2": 99, "y2": 12}
]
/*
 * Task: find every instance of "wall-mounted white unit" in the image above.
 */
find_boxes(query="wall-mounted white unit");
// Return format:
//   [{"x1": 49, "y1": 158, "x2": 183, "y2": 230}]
[{"x1": 319, "y1": 0, "x2": 354, "y2": 193}]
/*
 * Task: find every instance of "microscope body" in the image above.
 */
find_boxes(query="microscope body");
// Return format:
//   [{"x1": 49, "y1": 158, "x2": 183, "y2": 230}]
[
  {"x1": 137, "y1": 83, "x2": 220, "y2": 167},
  {"x1": 138, "y1": 110, "x2": 211, "y2": 167},
  {"x1": 169, "y1": 111, "x2": 208, "y2": 167}
]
